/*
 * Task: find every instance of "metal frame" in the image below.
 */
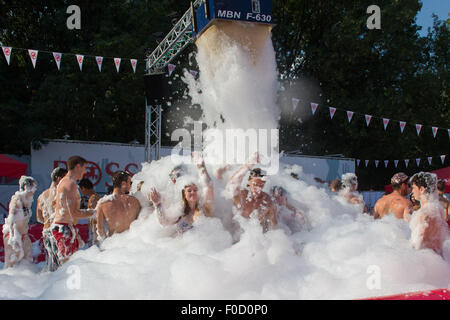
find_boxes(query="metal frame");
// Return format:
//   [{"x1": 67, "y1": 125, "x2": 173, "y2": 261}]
[{"x1": 145, "y1": 98, "x2": 162, "y2": 162}]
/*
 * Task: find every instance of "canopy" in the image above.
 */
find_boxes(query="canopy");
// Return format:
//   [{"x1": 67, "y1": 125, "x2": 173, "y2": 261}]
[
  {"x1": 0, "y1": 154, "x2": 28, "y2": 179},
  {"x1": 385, "y1": 167, "x2": 450, "y2": 193}
]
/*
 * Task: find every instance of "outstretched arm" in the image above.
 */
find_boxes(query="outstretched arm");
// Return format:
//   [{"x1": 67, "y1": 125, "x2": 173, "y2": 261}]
[
  {"x1": 149, "y1": 188, "x2": 171, "y2": 226},
  {"x1": 36, "y1": 196, "x2": 44, "y2": 224},
  {"x1": 192, "y1": 151, "x2": 214, "y2": 217},
  {"x1": 226, "y1": 152, "x2": 259, "y2": 205},
  {"x1": 67, "y1": 184, "x2": 95, "y2": 220}
]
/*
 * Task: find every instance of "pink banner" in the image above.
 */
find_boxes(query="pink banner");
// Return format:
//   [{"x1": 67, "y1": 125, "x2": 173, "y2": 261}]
[
  {"x1": 53, "y1": 52, "x2": 62, "y2": 70},
  {"x1": 404, "y1": 159, "x2": 409, "y2": 168},
  {"x1": 394, "y1": 160, "x2": 399, "y2": 168},
  {"x1": 292, "y1": 98, "x2": 300, "y2": 112},
  {"x1": 365, "y1": 160, "x2": 369, "y2": 167},
  {"x1": 384, "y1": 160, "x2": 389, "y2": 168},
  {"x1": 416, "y1": 124, "x2": 422, "y2": 136},
  {"x1": 130, "y1": 59, "x2": 137, "y2": 73},
  {"x1": 28, "y1": 49, "x2": 38, "y2": 68},
  {"x1": 76, "y1": 54, "x2": 84, "y2": 71},
  {"x1": 441, "y1": 155, "x2": 446, "y2": 165},
  {"x1": 375, "y1": 160, "x2": 379, "y2": 168},
  {"x1": 346, "y1": 111, "x2": 354, "y2": 123},
  {"x1": 96, "y1": 56, "x2": 103, "y2": 72},
  {"x1": 311, "y1": 103, "x2": 319, "y2": 115},
  {"x1": 114, "y1": 58, "x2": 121, "y2": 73},
  {"x1": 2, "y1": 46, "x2": 12, "y2": 65},
  {"x1": 416, "y1": 158, "x2": 421, "y2": 167},
  {"x1": 329, "y1": 107, "x2": 336, "y2": 119},
  {"x1": 399, "y1": 121, "x2": 406, "y2": 133},
  {"x1": 432, "y1": 127, "x2": 438, "y2": 138},
  {"x1": 428, "y1": 157, "x2": 432, "y2": 165},
  {"x1": 383, "y1": 118, "x2": 390, "y2": 130},
  {"x1": 365, "y1": 114, "x2": 372, "y2": 127},
  {"x1": 168, "y1": 64, "x2": 176, "y2": 76}
]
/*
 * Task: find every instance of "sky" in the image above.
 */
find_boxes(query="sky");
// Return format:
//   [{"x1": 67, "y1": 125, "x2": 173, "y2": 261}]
[{"x1": 416, "y1": 0, "x2": 450, "y2": 36}]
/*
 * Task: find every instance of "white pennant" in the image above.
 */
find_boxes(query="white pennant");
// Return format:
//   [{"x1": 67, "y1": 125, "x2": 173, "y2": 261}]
[
  {"x1": 292, "y1": 98, "x2": 300, "y2": 112},
  {"x1": 189, "y1": 70, "x2": 198, "y2": 77},
  {"x1": 114, "y1": 58, "x2": 121, "y2": 72},
  {"x1": 428, "y1": 157, "x2": 432, "y2": 165},
  {"x1": 2, "y1": 46, "x2": 12, "y2": 65},
  {"x1": 365, "y1": 160, "x2": 369, "y2": 167},
  {"x1": 329, "y1": 107, "x2": 336, "y2": 119},
  {"x1": 416, "y1": 124, "x2": 422, "y2": 136},
  {"x1": 383, "y1": 118, "x2": 390, "y2": 130},
  {"x1": 432, "y1": 127, "x2": 438, "y2": 138},
  {"x1": 441, "y1": 155, "x2": 446, "y2": 164},
  {"x1": 365, "y1": 114, "x2": 372, "y2": 127},
  {"x1": 130, "y1": 59, "x2": 137, "y2": 73},
  {"x1": 28, "y1": 49, "x2": 38, "y2": 68},
  {"x1": 416, "y1": 158, "x2": 421, "y2": 167},
  {"x1": 311, "y1": 103, "x2": 319, "y2": 115},
  {"x1": 375, "y1": 160, "x2": 379, "y2": 168},
  {"x1": 168, "y1": 64, "x2": 176, "y2": 76},
  {"x1": 96, "y1": 56, "x2": 103, "y2": 72},
  {"x1": 404, "y1": 159, "x2": 409, "y2": 168},
  {"x1": 394, "y1": 160, "x2": 399, "y2": 168},
  {"x1": 384, "y1": 160, "x2": 389, "y2": 168},
  {"x1": 76, "y1": 54, "x2": 84, "y2": 71},
  {"x1": 399, "y1": 121, "x2": 406, "y2": 133},
  {"x1": 53, "y1": 52, "x2": 62, "y2": 70},
  {"x1": 448, "y1": 129, "x2": 450, "y2": 140},
  {"x1": 346, "y1": 111, "x2": 354, "y2": 123},
  {"x1": 357, "y1": 159, "x2": 360, "y2": 167}
]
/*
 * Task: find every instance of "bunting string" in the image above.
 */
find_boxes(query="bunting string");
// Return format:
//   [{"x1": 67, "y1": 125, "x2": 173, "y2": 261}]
[{"x1": 356, "y1": 154, "x2": 448, "y2": 169}]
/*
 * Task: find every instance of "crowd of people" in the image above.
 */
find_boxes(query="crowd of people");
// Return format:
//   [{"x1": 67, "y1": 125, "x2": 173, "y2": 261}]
[{"x1": 2, "y1": 153, "x2": 449, "y2": 271}]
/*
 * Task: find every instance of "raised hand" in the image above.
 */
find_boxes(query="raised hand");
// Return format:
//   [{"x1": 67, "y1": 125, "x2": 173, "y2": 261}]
[
  {"x1": 246, "y1": 152, "x2": 260, "y2": 168},
  {"x1": 191, "y1": 151, "x2": 205, "y2": 168},
  {"x1": 149, "y1": 188, "x2": 161, "y2": 206}
]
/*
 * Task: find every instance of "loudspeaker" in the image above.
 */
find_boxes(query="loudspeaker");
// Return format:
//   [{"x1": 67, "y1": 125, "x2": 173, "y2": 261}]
[{"x1": 144, "y1": 73, "x2": 170, "y2": 104}]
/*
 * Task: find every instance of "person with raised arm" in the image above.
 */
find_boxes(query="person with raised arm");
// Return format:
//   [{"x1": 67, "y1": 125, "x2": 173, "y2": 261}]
[
  {"x1": 226, "y1": 152, "x2": 277, "y2": 232},
  {"x1": 52, "y1": 156, "x2": 95, "y2": 266},
  {"x1": 149, "y1": 151, "x2": 214, "y2": 234}
]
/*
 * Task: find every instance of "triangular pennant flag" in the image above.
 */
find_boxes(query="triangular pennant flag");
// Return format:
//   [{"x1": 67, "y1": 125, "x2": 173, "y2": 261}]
[
  {"x1": 441, "y1": 155, "x2": 446, "y2": 164},
  {"x1": 114, "y1": 58, "x2": 121, "y2": 72},
  {"x1": 384, "y1": 160, "x2": 389, "y2": 168},
  {"x1": 329, "y1": 107, "x2": 336, "y2": 119},
  {"x1": 448, "y1": 129, "x2": 450, "y2": 139},
  {"x1": 189, "y1": 70, "x2": 198, "y2": 77},
  {"x1": 365, "y1": 160, "x2": 369, "y2": 167},
  {"x1": 76, "y1": 54, "x2": 84, "y2": 71},
  {"x1": 28, "y1": 49, "x2": 38, "y2": 68},
  {"x1": 292, "y1": 98, "x2": 300, "y2": 112},
  {"x1": 383, "y1": 118, "x2": 390, "y2": 130},
  {"x1": 432, "y1": 127, "x2": 438, "y2": 138},
  {"x1": 365, "y1": 114, "x2": 372, "y2": 127},
  {"x1": 415, "y1": 124, "x2": 422, "y2": 136},
  {"x1": 2, "y1": 46, "x2": 12, "y2": 65},
  {"x1": 130, "y1": 59, "x2": 137, "y2": 73},
  {"x1": 428, "y1": 157, "x2": 432, "y2": 165},
  {"x1": 168, "y1": 64, "x2": 176, "y2": 76},
  {"x1": 346, "y1": 111, "x2": 354, "y2": 123},
  {"x1": 394, "y1": 160, "x2": 399, "y2": 168},
  {"x1": 416, "y1": 158, "x2": 421, "y2": 167},
  {"x1": 96, "y1": 56, "x2": 103, "y2": 72},
  {"x1": 356, "y1": 159, "x2": 360, "y2": 167},
  {"x1": 375, "y1": 160, "x2": 379, "y2": 168},
  {"x1": 53, "y1": 52, "x2": 62, "y2": 70},
  {"x1": 311, "y1": 103, "x2": 319, "y2": 115},
  {"x1": 404, "y1": 159, "x2": 409, "y2": 168},
  {"x1": 399, "y1": 121, "x2": 406, "y2": 133}
]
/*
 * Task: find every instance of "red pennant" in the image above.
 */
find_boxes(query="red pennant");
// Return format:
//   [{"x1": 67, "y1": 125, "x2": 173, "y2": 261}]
[
  {"x1": 428, "y1": 157, "x2": 432, "y2": 165},
  {"x1": 404, "y1": 159, "x2": 409, "y2": 168},
  {"x1": 329, "y1": 107, "x2": 336, "y2": 119},
  {"x1": 130, "y1": 59, "x2": 137, "y2": 73},
  {"x1": 365, "y1": 114, "x2": 372, "y2": 127},
  {"x1": 96, "y1": 56, "x2": 103, "y2": 72},
  {"x1": 168, "y1": 64, "x2": 176, "y2": 76},
  {"x1": 114, "y1": 58, "x2": 121, "y2": 72},
  {"x1": 2, "y1": 46, "x2": 12, "y2": 65},
  {"x1": 346, "y1": 111, "x2": 354, "y2": 123},
  {"x1": 432, "y1": 127, "x2": 438, "y2": 138},
  {"x1": 292, "y1": 98, "x2": 300, "y2": 112},
  {"x1": 441, "y1": 155, "x2": 446, "y2": 164},
  {"x1": 53, "y1": 52, "x2": 62, "y2": 70},
  {"x1": 399, "y1": 121, "x2": 406, "y2": 133},
  {"x1": 448, "y1": 129, "x2": 450, "y2": 139},
  {"x1": 416, "y1": 158, "x2": 421, "y2": 167},
  {"x1": 311, "y1": 103, "x2": 319, "y2": 115},
  {"x1": 28, "y1": 49, "x2": 38, "y2": 68},
  {"x1": 76, "y1": 54, "x2": 84, "y2": 71},
  {"x1": 383, "y1": 118, "x2": 390, "y2": 130},
  {"x1": 416, "y1": 124, "x2": 422, "y2": 136}
]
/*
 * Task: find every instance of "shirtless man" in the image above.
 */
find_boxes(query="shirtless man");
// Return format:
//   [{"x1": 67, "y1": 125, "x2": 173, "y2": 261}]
[
  {"x1": 36, "y1": 167, "x2": 67, "y2": 271},
  {"x1": 271, "y1": 185, "x2": 309, "y2": 233},
  {"x1": 52, "y1": 156, "x2": 96, "y2": 266},
  {"x1": 2, "y1": 176, "x2": 37, "y2": 269},
  {"x1": 78, "y1": 178, "x2": 101, "y2": 246},
  {"x1": 340, "y1": 173, "x2": 368, "y2": 213},
  {"x1": 373, "y1": 172, "x2": 413, "y2": 221},
  {"x1": 227, "y1": 153, "x2": 277, "y2": 232},
  {"x1": 96, "y1": 171, "x2": 141, "y2": 242},
  {"x1": 408, "y1": 172, "x2": 448, "y2": 255},
  {"x1": 437, "y1": 181, "x2": 449, "y2": 221}
]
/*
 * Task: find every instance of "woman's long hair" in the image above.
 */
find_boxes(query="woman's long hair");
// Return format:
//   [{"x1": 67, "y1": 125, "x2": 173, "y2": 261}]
[{"x1": 182, "y1": 185, "x2": 199, "y2": 217}]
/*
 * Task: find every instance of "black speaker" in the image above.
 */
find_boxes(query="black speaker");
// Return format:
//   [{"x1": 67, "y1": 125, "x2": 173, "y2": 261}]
[{"x1": 144, "y1": 73, "x2": 170, "y2": 104}]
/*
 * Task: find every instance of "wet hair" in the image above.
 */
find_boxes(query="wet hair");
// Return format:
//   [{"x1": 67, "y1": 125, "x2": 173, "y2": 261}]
[
  {"x1": 271, "y1": 186, "x2": 286, "y2": 197},
  {"x1": 67, "y1": 156, "x2": 87, "y2": 170},
  {"x1": 290, "y1": 172, "x2": 299, "y2": 180},
  {"x1": 51, "y1": 167, "x2": 67, "y2": 182},
  {"x1": 437, "y1": 181, "x2": 446, "y2": 192},
  {"x1": 329, "y1": 179, "x2": 342, "y2": 191},
  {"x1": 112, "y1": 171, "x2": 131, "y2": 188},
  {"x1": 248, "y1": 168, "x2": 266, "y2": 181},
  {"x1": 391, "y1": 172, "x2": 409, "y2": 190},
  {"x1": 78, "y1": 178, "x2": 94, "y2": 190},
  {"x1": 106, "y1": 186, "x2": 114, "y2": 195},
  {"x1": 342, "y1": 173, "x2": 358, "y2": 189},
  {"x1": 19, "y1": 176, "x2": 37, "y2": 191},
  {"x1": 409, "y1": 172, "x2": 438, "y2": 195},
  {"x1": 181, "y1": 184, "x2": 199, "y2": 216},
  {"x1": 170, "y1": 165, "x2": 185, "y2": 181}
]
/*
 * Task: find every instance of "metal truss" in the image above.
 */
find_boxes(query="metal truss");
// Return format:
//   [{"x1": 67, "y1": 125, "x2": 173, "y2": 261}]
[{"x1": 145, "y1": 99, "x2": 162, "y2": 162}]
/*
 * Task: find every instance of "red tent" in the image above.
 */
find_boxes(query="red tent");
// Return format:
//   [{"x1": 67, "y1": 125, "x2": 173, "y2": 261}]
[
  {"x1": 385, "y1": 167, "x2": 450, "y2": 193},
  {"x1": 0, "y1": 154, "x2": 28, "y2": 180}
]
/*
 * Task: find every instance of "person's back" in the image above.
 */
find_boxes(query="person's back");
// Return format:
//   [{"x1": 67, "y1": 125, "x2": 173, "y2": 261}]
[
  {"x1": 375, "y1": 192, "x2": 412, "y2": 219},
  {"x1": 98, "y1": 194, "x2": 140, "y2": 235}
]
